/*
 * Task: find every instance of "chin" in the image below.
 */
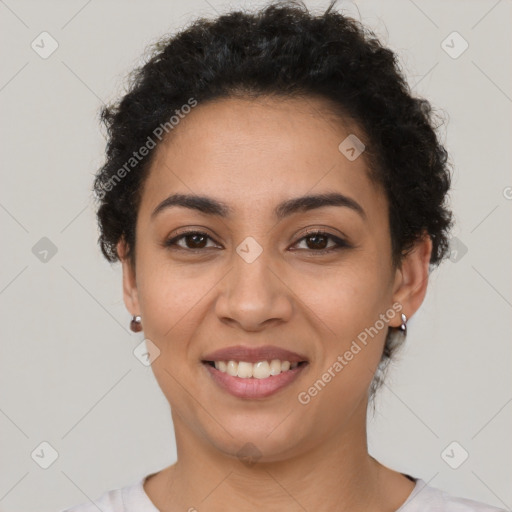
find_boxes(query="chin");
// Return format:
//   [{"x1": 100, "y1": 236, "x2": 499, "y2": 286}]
[{"x1": 201, "y1": 415, "x2": 315, "y2": 465}]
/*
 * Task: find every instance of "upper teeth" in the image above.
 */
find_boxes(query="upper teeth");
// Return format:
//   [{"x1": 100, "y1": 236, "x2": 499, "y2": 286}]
[{"x1": 213, "y1": 360, "x2": 299, "y2": 379}]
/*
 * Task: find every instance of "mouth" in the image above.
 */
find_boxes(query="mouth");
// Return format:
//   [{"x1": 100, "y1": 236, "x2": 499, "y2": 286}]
[
  {"x1": 203, "y1": 359, "x2": 308, "y2": 377},
  {"x1": 200, "y1": 345, "x2": 310, "y2": 399}
]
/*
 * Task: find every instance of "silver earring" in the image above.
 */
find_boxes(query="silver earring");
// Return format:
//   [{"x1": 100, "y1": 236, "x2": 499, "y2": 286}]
[
  {"x1": 130, "y1": 315, "x2": 142, "y2": 333},
  {"x1": 399, "y1": 313, "x2": 407, "y2": 334}
]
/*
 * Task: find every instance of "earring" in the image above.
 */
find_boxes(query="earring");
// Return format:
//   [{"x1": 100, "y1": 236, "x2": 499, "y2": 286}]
[
  {"x1": 399, "y1": 313, "x2": 407, "y2": 335},
  {"x1": 130, "y1": 315, "x2": 142, "y2": 333}
]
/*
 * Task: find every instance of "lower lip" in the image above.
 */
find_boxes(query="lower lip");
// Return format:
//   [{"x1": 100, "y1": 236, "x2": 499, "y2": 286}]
[{"x1": 203, "y1": 362, "x2": 308, "y2": 399}]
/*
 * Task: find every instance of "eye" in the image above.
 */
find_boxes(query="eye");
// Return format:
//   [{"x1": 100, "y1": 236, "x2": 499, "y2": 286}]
[
  {"x1": 164, "y1": 230, "x2": 220, "y2": 251},
  {"x1": 163, "y1": 229, "x2": 350, "y2": 254},
  {"x1": 292, "y1": 230, "x2": 349, "y2": 253}
]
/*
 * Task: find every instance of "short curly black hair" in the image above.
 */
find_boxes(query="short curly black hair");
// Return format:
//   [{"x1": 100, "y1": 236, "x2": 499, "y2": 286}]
[{"x1": 94, "y1": 0, "x2": 453, "y2": 398}]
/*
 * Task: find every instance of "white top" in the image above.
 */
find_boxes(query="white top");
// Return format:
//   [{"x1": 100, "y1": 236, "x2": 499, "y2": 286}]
[{"x1": 62, "y1": 474, "x2": 507, "y2": 511}]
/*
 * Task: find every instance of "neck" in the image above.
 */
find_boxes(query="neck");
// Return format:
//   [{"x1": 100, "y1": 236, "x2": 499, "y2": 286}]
[{"x1": 145, "y1": 399, "x2": 411, "y2": 511}]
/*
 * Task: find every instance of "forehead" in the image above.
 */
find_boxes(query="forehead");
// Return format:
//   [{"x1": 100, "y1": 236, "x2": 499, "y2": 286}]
[{"x1": 139, "y1": 96, "x2": 386, "y2": 221}]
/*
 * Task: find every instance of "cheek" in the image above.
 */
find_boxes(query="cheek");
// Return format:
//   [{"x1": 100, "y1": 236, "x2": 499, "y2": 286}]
[
  {"x1": 134, "y1": 257, "x2": 212, "y2": 406},
  {"x1": 299, "y1": 258, "x2": 392, "y2": 392},
  {"x1": 303, "y1": 259, "x2": 391, "y2": 338},
  {"x1": 295, "y1": 282, "x2": 389, "y2": 429},
  {"x1": 135, "y1": 238, "x2": 218, "y2": 324}
]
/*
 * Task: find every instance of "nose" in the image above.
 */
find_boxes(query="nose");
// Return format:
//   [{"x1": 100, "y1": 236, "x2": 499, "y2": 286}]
[{"x1": 214, "y1": 249, "x2": 294, "y2": 332}]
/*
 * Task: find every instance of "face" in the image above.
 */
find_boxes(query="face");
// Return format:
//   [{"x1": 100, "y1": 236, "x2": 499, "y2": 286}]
[{"x1": 120, "y1": 96, "x2": 431, "y2": 463}]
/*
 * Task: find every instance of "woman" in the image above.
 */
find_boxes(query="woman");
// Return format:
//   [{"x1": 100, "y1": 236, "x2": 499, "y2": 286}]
[{"x1": 64, "y1": 1, "x2": 505, "y2": 510}]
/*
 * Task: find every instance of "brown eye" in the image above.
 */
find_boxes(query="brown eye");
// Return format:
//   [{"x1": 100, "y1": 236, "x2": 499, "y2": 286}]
[
  {"x1": 165, "y1": 231, "x2": 218, "y2": 250},
  {"x1": 304, "y1": 233, "x2": 329, "y2": 250},
  {"x1": 183, "y1": 233, "x2": 208, "y2": 248},
  {"x1": 293, "y1": 230, "x2": 349, "y2": 253}
]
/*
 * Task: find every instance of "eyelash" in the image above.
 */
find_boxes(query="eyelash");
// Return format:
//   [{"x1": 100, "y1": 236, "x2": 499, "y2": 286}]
[{"x1": 163, "y1": 229, "x2": 349, "y2": 255}]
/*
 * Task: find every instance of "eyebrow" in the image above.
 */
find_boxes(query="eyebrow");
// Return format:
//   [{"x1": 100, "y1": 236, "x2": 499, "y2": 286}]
[{"x1": 151, "y1": 192, "x2": 366, "y2": 220}]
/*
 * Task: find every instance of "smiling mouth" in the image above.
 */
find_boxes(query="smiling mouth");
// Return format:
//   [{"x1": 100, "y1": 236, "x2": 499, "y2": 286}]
[
  {"x1": 202, "y1": 360, "x2": 308, "y2": 379},
  {"x1": 202, "y1": 358, "x2": 309, "y2": 399}
]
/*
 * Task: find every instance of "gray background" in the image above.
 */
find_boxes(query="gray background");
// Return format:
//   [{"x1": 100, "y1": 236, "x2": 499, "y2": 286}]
[{"x1": 0, "y1": 0, "x2": 511, "y2": 511}]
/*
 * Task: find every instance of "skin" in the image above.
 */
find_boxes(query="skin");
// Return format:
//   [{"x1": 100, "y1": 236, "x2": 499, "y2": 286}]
[{"x1": 118, "y1": 96, "x2": 432, "y2": 511}]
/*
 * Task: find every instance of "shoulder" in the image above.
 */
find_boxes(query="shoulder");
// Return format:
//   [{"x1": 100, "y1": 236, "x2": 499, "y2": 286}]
[
  {"x1": 60, "y1": 475, "x2": 158, "y2": 512},
  {"x1": 60, "y1": 487, "x2": 122, "y2": 512},
  {"x1": 399, "y1": 479, "x2": 507, "y2": 512}
]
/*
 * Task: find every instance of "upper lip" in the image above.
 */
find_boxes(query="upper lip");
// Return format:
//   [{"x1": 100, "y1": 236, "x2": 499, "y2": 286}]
[{"x1": 202, "y1": 345, "x2": 308, "y2": 363}]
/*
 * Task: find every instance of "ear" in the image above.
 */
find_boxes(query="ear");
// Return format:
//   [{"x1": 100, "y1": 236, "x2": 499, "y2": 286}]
[
  {"x1": 390, "y1": 232, "x2": 433, "y2": 327},
  {"x1": 117, "y1": 238, "x2": 140, "y2": 316}
]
